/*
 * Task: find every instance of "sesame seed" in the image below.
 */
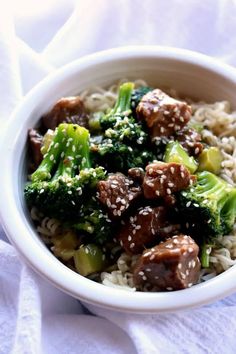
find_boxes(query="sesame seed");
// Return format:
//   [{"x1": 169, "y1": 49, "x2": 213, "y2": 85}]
[
  {"x1": 120, "y1": 240, "x2": 123, "y2": 246},
  {"x1": 142, "y1": 275, "x2": 147, "y2": 281},
  {"x1": 195, "y1": 147, "x2": 200, "y2": 155},
  {"x1": 146, "y1": 268, "x2": 151, "y2": 272},
  {"x1": 68, "y1": 191, "x2": 72, "y2": 194},
  {"x1": 154, "y1": 276, "x2": 159, "y2": 279},
  {"x1": 167, "y1": 188, "x2": 171, "y2": 195},
  {"x1": 144, "y1": 252, "x2": 151, "y2": 257},
  {"x1": 50, "y1": 154, "x2": 54, "y2": 161},
  {"x1": 165, "y1": 244, "x2": 173, "y2": 249},
  {"x1": 128, "y1": 235, "x2": 132, "y2": 241},
  {"x1": 139, "y1": 271, "x2": 144, "y2": 276},
  {"x1": 150, "y1": 254, "x2": 155, "y2": 260},
  {"x1": 166, "y1": 287, "x2": 173, "y2": 291},
  {"x1": 155, "y1": 190, "x2": 160, "y2": 196},
  {"x1": 178, "y1": 263, "x2": 182, "y2": 269},
  {"x1": 188, "y1": 247, "x2": 194, "y2": 253},
  {"x1": 130, "y1": 243, "x2": 135, "y2": 248},
  {"x1": 186, "y1": 202, "x2": 191, "y2": 207},
  {"x1": 170, "y1": 167, "x2": 175, "y2": 174},
  {"x1": 188, "y1": 283, "x2": 193, "y2": 288}
]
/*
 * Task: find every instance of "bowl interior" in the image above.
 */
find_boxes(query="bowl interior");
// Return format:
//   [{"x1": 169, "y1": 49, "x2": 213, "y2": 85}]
[{"x1": 2, "y1": 47, "x2": 236, "y2": 313}]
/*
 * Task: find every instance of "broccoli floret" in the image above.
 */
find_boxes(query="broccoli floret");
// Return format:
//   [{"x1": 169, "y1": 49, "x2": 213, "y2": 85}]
[
  {"x1": 130, "y1": 86, "x2": 153, "y2": 113},
  {"x1": 178, "y1": 171, "x2": 236, "y2": 239},
  {"x1": 91, "y1": 82, "x2": 156, "y2": 172},
  {"x1": 25, "y1": 123, "x2": 106, "y2": 221},
  {"x1": 72, "y1": 199, "x2": 114, "y2": 244}
]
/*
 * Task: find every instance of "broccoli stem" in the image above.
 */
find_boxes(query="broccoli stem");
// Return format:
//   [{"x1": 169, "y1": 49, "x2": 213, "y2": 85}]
[
  {"x1": 201, "y1": 241, "x2": 211, "y2": 268},
  {"x1": 32, "y1": 123, "x2": 91, "y2": 182},
  {"x1": 54, "y1": 124, "x2": 91, "y2": 179},
  {"x1": 111, "y1": 82, "x2": 135, "y2": 115},
  {"x1": 31, "y1": 124, "x2": 65, "y2": 182},
  {"x1": 221, "y1": 190, "x2": 236, "y2": 231}
]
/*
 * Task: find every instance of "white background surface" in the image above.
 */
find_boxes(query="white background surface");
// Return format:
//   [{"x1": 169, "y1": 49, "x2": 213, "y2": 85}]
[{"x1": 1, "y1": 1, "x2": 236, "y2": 353}]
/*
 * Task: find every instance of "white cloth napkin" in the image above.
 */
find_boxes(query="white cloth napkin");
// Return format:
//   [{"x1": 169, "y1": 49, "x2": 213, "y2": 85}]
[{"x1": 1, "y1": 1, "x2": 236, "y2": 353}]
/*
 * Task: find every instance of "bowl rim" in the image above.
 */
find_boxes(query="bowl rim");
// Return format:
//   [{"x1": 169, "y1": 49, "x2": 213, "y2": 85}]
[{"x1": 1, "y1": 45, "x2": 236, "y2": 313}]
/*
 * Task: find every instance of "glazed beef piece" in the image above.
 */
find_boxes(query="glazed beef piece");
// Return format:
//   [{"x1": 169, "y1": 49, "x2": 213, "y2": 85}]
[
  {"x1": 128, "y1": 167, "x2": 145, "y2": 184},
  {"x1": 118, "y1": 206, "x2": 180, "y2": 255},
  {"x1": 28, "y1": 129, "x2": 43, "y2": 167},
  {"x1": 176, "y1": 127, "x2": 203, "y2": 156},
  {"x1": 136, "y1": 89, "x2": 191, "y2": 138},
  {"x1": 42, "y1": 96, "x2": 88, "y2": 130},
  {"x1": 133, "y1": 234, "x2": 201, "y2": 290},
  {"x1": 97, "y1": 173, "x2": 142, "y2": 218},
  {"x1": 143, "y1": 162, "x2": 195, "y2": 199}
]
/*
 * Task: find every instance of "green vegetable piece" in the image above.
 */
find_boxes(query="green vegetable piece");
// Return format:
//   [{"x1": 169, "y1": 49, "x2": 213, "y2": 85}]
[
  {"x1": 74, "y1": 244, "x2": 105, "y2": 276},
  {"x1": 25, "y1": 123, "x2": 106, "y2": 221},
  {"x1": 178, "y1": 171, "x2": 236, "y2": 239},
  {"x1": 164, "y1": 141, "x2": 198, "y2": 173},
  {"x1": 198, "y1": 147, "x2": 223, "y2": 174},
  {"x1": 52, "y1": 230, "x2": 79, "y2": 261},
  {"x1": 91, "y1": 82, "x2": 157, "y2": 172},
  {"x1": 188, "y1": 121, "x2": 204, "y2": 133},
  {"x1": 41, "y1": 129, "x2": 55, "y2": 155},
  {"x1": 200, "y1": 241, "x2": 212, "y2": 268}
]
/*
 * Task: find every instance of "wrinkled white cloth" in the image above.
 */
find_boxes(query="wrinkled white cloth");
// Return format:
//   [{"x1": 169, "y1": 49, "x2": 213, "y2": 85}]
[{"x1": 1, "y1": 1, "x2": 236, "y2": 353}]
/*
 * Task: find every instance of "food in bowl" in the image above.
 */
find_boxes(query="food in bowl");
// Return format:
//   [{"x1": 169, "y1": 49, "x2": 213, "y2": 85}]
[{"x1": 24, "y1": 79, "x2": 236, "y2": 292}]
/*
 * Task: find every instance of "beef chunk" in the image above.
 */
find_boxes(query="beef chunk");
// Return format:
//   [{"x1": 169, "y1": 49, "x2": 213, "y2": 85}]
[
  {"x1": 118, "y1": 206, "x2": 180, "y2": 255},
  {"x1": 143, "y1": 162, "x2": 195, "y2": 199},
  {"x1": 136, "y1": 89, "x2": 191, "y2": 138},
  {"x1": 128, "y1": 167, "x2": 145, "y2": 184},
  {"x1": 28, "y1": 129, "x2": 43, "y2": 168},
  {"x1": 42, "y1": 96, "x2": 88, "y2": 130},
  {"x1": 97, "y1": 173, "x2": 142, "y2": 218},
  {"x1": 133, "y1": 234, "x2": 201, "y2": 290},
  {"x1": 176, "y1": 127, "x2": 203, "y2": 156}
]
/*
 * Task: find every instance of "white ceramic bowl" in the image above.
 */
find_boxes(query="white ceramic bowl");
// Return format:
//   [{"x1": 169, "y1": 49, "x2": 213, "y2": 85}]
[{"x1": 1, "y1": 46, "x2": 236, "y2": 313}]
